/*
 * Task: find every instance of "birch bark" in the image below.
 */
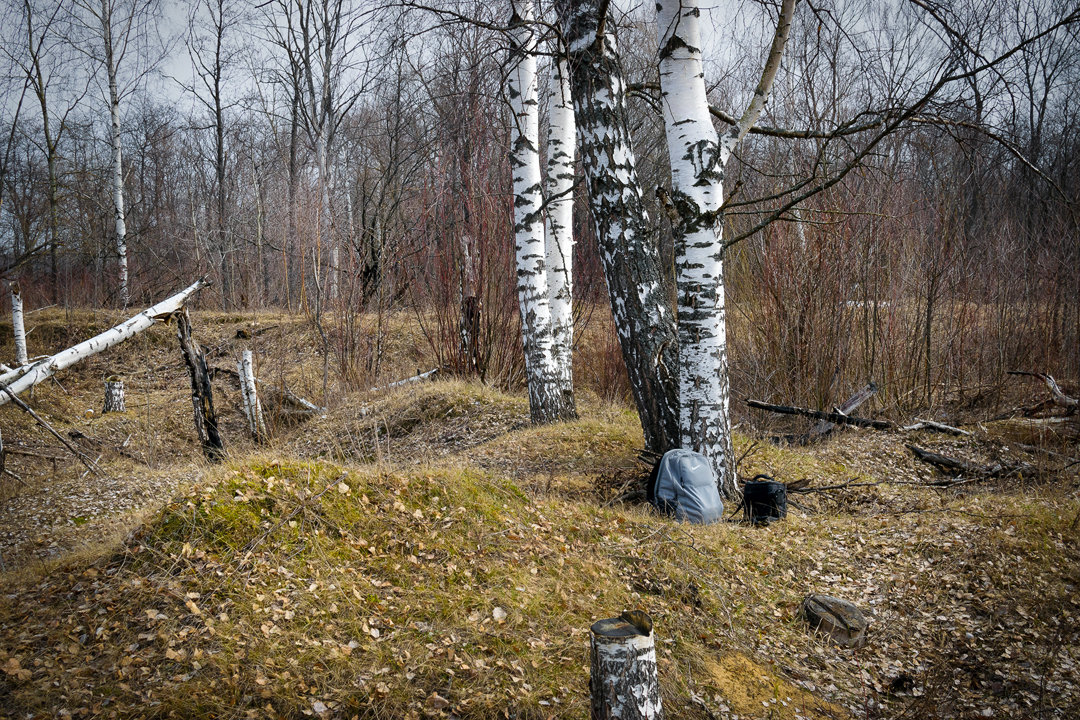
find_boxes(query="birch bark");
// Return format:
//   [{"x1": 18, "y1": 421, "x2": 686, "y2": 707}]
[
  {"x1": 0, "y1": 279, "x2": 208, "y2": 404},
  {"x1": 558, "y1": 0, "x2": 680, "y2": 454},
  {"x1": 656, "y1": 0, "x2": 795, "y2": 498},
  {"x1": 508, "y1": 0, "x2": 571, "y2": 423},
  {"x1": 544, "y1": 53, "x2": 577, "y2": 416},
  {"x1": 101, "y1": 0, "x2": 129, "y2": 307},
  {"x1": 9, "y1": 282, "x2": 28, "y2": 366}
]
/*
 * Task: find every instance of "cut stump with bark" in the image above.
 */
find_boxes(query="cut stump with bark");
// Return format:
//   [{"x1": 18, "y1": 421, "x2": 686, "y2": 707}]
[
  {"x1": 589, "y1": 614, "x2": 663, "y2": 719},
  {"x1": 238, "y1": 349, "x2": 266, "y2": 441},
  {"x1": 103, "y1": 377, "x2": 125, "y2": 413}
]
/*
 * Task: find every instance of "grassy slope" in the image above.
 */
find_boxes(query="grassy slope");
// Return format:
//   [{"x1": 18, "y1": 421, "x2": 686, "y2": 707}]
[{"x1": 1, "y1": 311, "x2": 1078, "y2": 719}]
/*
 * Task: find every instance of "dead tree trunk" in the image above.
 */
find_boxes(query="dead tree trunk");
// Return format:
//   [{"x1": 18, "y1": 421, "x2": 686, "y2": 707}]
[
  {"x1": 589, "y1": 615, "x2": 663, "y2": 719},
  {"x1": 809, "y1": 382, "x2": 878, "y2": 436},
  {"x1": 747, "y1": 399, "x2": 895, "y2": 430},
  {"x1": 176, "y1": 309, "x2": 224, "y2": 461},
  {"x1": 1008, "y1": 371, "x2": 1078, "y2": 410},
  {"x1": 103, "y1": 376, "x2": 125, "y2": 413}
]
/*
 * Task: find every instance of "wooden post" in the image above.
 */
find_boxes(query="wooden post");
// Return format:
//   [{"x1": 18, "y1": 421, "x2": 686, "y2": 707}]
[
  {"x1": 103, "y1": 376, "x2": 125, "y2": 413},
  {"x1": 237, "y1": 349, "x2": 266, "y2": 441},
  {"x1": 176, "y1": 309, "x2": 225, "y2": 461},
  {"x1": 589, "y1": 614, "x2": 663, "y2": 720}
]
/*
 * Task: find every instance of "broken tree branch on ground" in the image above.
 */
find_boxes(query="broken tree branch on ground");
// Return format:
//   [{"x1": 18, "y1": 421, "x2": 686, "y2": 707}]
[
  {"x1": 746, "y1": 399, "x2": 895, "y2": 430},
  {"x1": 0, "y1": 279, "x2": 209, "y2": 405},
  {"x1": 907, "y1": 444, "x2": 1040, "y2": 479},
  {"x1": 1008, "y1": 371, "x2": 1078, "y2": 410}
]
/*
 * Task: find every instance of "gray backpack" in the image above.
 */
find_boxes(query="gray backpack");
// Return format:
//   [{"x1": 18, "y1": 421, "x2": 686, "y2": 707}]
[{"x1": 646, "y1": 449, "x2": 724, "y2": 525}]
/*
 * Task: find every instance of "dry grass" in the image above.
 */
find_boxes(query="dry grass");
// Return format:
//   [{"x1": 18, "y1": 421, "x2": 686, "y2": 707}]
[{"x1": 1, "y1": 308, "x2": 1079, "y2": 719}]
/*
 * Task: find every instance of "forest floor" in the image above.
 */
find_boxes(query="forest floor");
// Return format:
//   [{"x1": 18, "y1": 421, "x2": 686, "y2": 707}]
[{"x1": 0, "y1": 308, "x2": 1078, "y2": 719}]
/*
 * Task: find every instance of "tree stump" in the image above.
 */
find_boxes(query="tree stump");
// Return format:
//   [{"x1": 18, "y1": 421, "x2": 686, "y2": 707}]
[
  {"x1": 103, "y1": 376, "x2": 126, "y2": 413},
  {"x1": 589, "y1": 614, "x2": 663, "y2": 719},
  {"x1": 803, "y1": 594, "x2": 868, "y2": 648},
  {"x1": 9, "y1": 281, "x2": 27, "y2": 366},
  {"x1": 238, "y1": 349, "x2": 266, "y2": 441}
]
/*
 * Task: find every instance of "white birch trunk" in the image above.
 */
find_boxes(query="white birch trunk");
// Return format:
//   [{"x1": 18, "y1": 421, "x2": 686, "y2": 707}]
[
  {"x1": 0, "y1": 279, "x2": 208, "y2": 405},
  {"x1": 656, "y1": 0, "x2": 734, "y2": 497},
  {"x1": 655, "y1": 0, "x2": 795, "y2": 498},
  {"x1": 238, "y1": 349, "x2": 266, "y2": 440},
  {"x1": 508, "y1": 0, "x2": 570, "y2": 424},
  {"x1": 9, "y1": 282, "x2": 28, "y2": 367},
  {"x1": 544, "y1": 54, "x2": 576, "y2": 416},
  {"x1": 102, "y1": 0, "x2": 129, "y2": 307},
  {"x1": 558, "y1": 0, "x2": 681, "y2": 453}
]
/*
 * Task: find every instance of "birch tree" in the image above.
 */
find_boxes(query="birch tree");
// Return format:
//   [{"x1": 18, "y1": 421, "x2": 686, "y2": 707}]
[
  {"x1": 71, "y1": 0, "x2": 163, "y2": 308},
  {"x1": 3, "y1": 0, "x2": 89, "y2": 304},
  {"x1": 544, "y1": 52, "x2": 576, "y2": 416},
  {"x1": 508, "y1": 0, "x2": 573, "y2": 423},
  {"x1": 556, "y1": 0, "x2": 680, "y2": 453},
  {"x1": 656, "y1": 0, "x2": 795, "y2": 498}
]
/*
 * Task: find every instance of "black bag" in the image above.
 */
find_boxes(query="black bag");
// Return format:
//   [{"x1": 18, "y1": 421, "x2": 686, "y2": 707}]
[{"x1": 742, "y1": 475, "x2": 787, "y2": 525}]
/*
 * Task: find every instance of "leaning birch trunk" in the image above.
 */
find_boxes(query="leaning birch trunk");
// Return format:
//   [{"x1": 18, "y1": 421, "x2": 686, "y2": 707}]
[
  {"x1": 0, "y1": 279, "x2": 208, "y2": 405},
  {"x1": 655, "y1": 0, "x2": 795, "y2": 499},
  {"x1": 103, "y1": 376, "x2": 125, "y2": 413},
  {"x1": 508, "y1": 0, "x2": 570, "y2": 424},
  {"x1": 238, "y1": 349, "x2": 266, "y2": 441},
  {"x1": 9, "y1": 282, "x2": 28, "y2": 366},
  {"x1": 176, "y1": 309, "x2": 224, "y2": 461},
  {"x1": 558, "y1": 0, "x2": 680, "y2": 454},
  {"x1": 101, "y1": 0, "x2": 129, "y2": 307},
  {"x1": 589, "y1": 616, "x2": 663, "y2": 719},
  {"x1": 544, "y1": 53, "x2": 577, "y2": 417}
]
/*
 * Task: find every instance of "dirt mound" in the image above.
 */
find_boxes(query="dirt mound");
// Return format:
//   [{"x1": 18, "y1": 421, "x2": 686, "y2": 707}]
[{"x1": 288, "y1": 380, "x2": 531, "y2": 463}]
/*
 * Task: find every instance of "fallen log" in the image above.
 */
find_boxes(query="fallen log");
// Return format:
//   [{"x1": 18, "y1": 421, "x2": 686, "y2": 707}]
[
  {"x1": 1008, "y1": 371, "x2": 1078, "y2": 410},
  {"x1": 810, "y1": 382, "x2": 878, "y2": 437},
  {"x1": 902, "y1": 418, "x2": 972, "y2": 436},
  {"x1": 0, "y1": 279, "x2": 208, "y2": 405},
  {"x1": 370, "y1": 367, "x2": 439, "y2": 392},
  {"x1": 906, "y1": 444, "x2": 1039, "y2": 479},
  {"x1": 747, "y1": 399, "x2": 895, "y2": 430}
]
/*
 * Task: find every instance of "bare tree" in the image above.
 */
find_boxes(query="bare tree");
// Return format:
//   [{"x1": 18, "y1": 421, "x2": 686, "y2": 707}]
[
  {"x1": 184, "y1": 0, "x2": 244, "y2": 308},
  {"x1": 264, "y1": 0, "x2": 376, "y2": 304},
  {"x1": 70, "y1": 0, "x2": 165, "y2": 307}
]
